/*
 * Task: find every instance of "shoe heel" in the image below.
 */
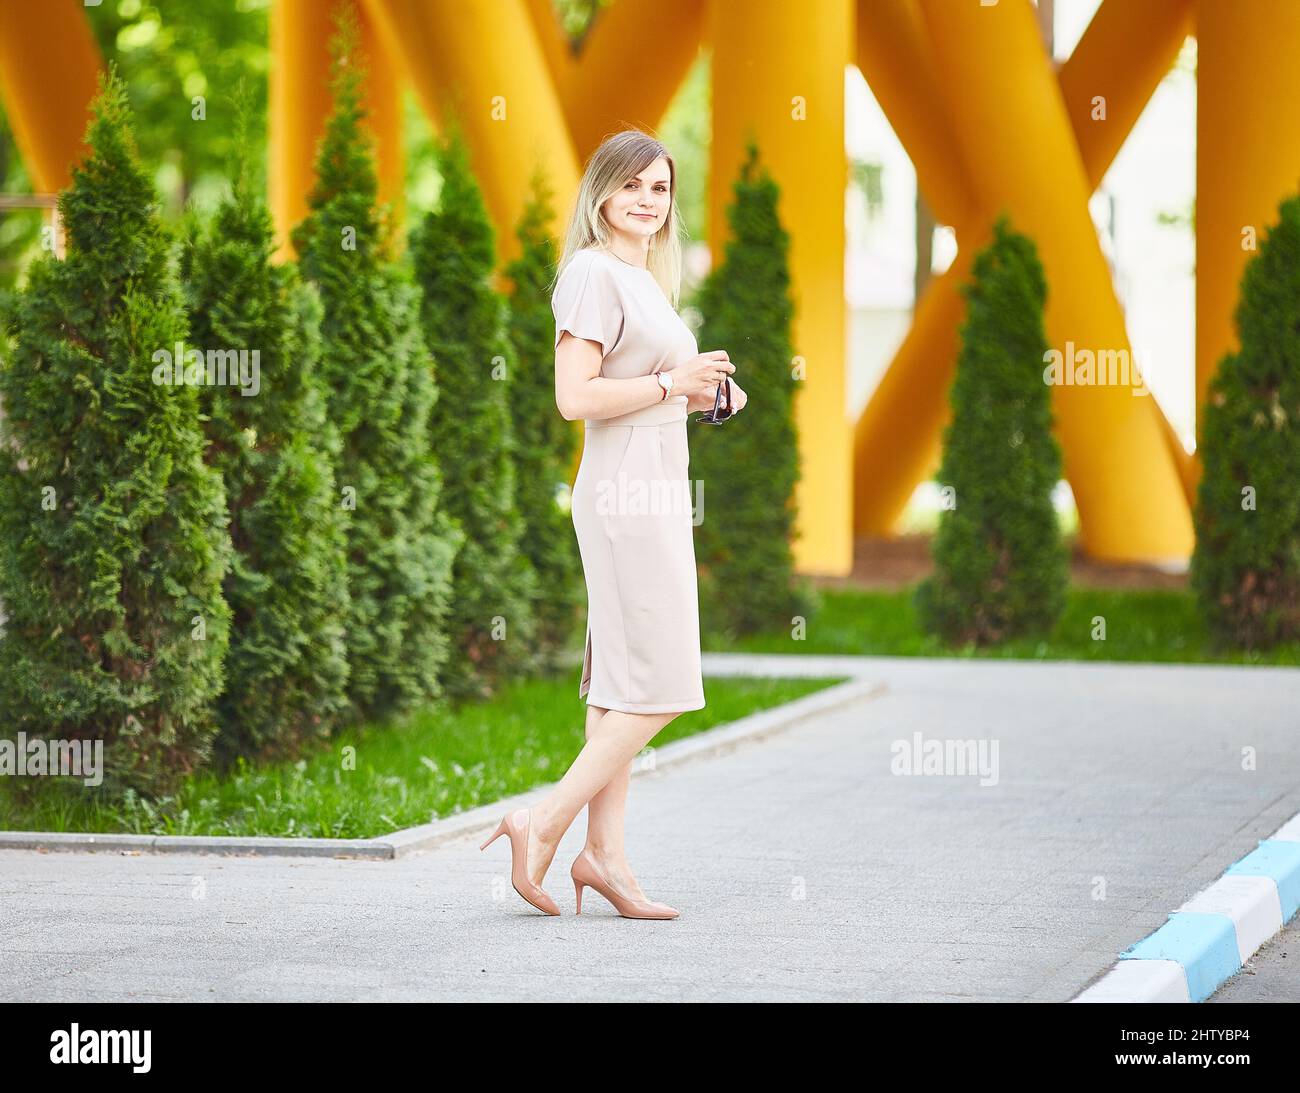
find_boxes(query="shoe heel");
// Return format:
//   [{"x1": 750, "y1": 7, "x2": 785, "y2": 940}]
[
  {"x1": 479, "y1": 817, "x2": 507, "y2": 852},
  {"x1": 573, "y1": 877, "x2": 585, "y2": 915}
]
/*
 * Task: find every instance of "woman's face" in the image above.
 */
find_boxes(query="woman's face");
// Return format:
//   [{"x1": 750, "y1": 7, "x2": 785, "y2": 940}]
[{"x1": 602, "y1": 156, "x2": 672, "y2": 242}]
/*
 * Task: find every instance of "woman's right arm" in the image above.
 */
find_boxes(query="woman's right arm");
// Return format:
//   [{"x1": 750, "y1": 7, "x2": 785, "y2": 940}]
[
  {"x1": 554, "y1": 333, "x2": 664, "y2": 421},
  {"x1": 555, "y1": 336, "x2": 735, "y2": 422}
]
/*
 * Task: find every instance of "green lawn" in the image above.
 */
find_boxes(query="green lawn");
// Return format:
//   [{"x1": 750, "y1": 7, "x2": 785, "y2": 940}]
[
  {"x1": 0, "y1": 673, "x2": 843, "y2": 838},
  {"x1": 706, "y1": 583, "x2": 1300, "y2": 666}
]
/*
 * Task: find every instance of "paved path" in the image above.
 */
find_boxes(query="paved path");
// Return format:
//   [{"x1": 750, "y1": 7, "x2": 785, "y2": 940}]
[{"x1": 2, "y1": 654, "x2": 1297, "y2": 1001}]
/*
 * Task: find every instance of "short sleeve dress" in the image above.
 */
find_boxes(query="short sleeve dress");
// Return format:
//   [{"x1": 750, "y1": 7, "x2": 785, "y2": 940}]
[{"x1": 551, "y1": 247, "x2": 706, "y2": 714}]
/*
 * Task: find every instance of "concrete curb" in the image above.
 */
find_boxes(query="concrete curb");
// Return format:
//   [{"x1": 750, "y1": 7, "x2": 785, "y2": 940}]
[
  {"x1": 1072, "y1": 812, "x2": 1300, "y2": 1002},
  {"x1": 0, "y1": 830, "x2": 391, "y2": 860},
  {"x1": 0, "y1": 672, "x2": 881, "y2": 861}
]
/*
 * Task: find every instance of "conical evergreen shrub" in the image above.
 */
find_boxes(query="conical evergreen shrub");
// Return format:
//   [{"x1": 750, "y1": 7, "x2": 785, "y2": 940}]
[
  {"x1": 0, "y1": 69, "x2": 232, "y2": 796},
  {"x1": 1191, "y1": 192, "x2": 1300, "y2": 647},
  {"x1": 691, "y1": 141, "x2": 813, "y2": 637},
  {"x1": 915, "y1": 213, "x2": 1068, "y2": 645},
  {"x1": 409, "y1": 124, "x2": 538, "y2": 700},
  {"x1": 291, "y1": 18, "x2": 461, "y2": 719},
  {"x1": 182, "y1": 150, "x2": 350, "y2": 763},
  {"x1": 502, "y1": 177, "x2": 583, "y2": 669}
]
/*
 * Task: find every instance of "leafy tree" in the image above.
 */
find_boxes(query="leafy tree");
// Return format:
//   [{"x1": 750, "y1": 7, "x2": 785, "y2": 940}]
[
  {"x1": 915, "y1": 212, "x2": 1068, "y2": 645},
  {"x1": 409, "y1": 123, "x2": 538, "y2": 699},
  {"x1": 291, "y1": 15, "x2": 461, "y2": 719},
  {"x1": 502, "y1": 175, "x2": 584, "y2": 669},
  {"x1": 0, "y1": 69, "x2": 231, "y2": 796},
  {"x1": 182, "y1": 146, "x2": 350, "y2": 763},
  {"x1": 691, "y1": 140, "x2": 813, "y2": 638},
  {"x1": 1191, "y1": 193, "x2": 1300, "y2": 647}
]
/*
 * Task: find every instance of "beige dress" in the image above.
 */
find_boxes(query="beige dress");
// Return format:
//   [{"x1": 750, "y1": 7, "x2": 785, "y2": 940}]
[{"x1": 552, "y1": 246, "x2": 706, "y2": 714}]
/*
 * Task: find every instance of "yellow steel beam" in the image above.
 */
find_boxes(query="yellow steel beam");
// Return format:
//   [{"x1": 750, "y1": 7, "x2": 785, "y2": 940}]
[
  {"x1": 1059, "y1": 0, "x2": 1194, "y2": 192},
  {"x1": 854, "y1": 0, "x2": 1196, "y2": 552},
  {"x1": 852, "y1": 0, "x2": 979, "y2": 534},
  {"x1": 854, "y1": 0, "x2": 976, "y2": 229},
  {"x1": 855, "y1": 233, "x2": 982, "y2": 535},
  {"x1": 550, "y1": 0, "x2": 708, "y2": 161},
  {"x1": 0, "y1": 0, "x2": 103, "y2": 192},
  {"x1": 1194, "y1": 0, "x2": 1300, "y2": 491},
  {"x1": 269, "y1": 0, "x2": 403, "y2": 261},
  {"x1": 915, "y1": 0, "x2": 1191, "y2": 563},
  {"x1": 711, "y1": 0, "x2": 854, "y2": 575},
  {"x1": 1060, "y1": 0, "x2": 1197, "y2": 501},
  {"x1": 362, "y1": 0, "x2": 580, "y2": 270}
]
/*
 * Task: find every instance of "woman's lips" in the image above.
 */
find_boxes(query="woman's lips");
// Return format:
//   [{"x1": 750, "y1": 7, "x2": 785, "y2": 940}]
[{"x1": 631, "y1": 213, "x2": 655, "y2": 219}]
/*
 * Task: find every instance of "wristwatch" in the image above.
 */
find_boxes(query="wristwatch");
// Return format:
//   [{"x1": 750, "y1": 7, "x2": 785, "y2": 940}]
[{"x1": 655, "y1": 371, "x2": 674, "y2": 401}]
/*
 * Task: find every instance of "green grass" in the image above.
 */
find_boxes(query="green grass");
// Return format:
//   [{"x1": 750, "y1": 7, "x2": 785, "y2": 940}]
[
  {"x1": 0, "y1": 673, "x2": 843, "y2": 838},
  {"x1": 708, "y1": 583, "x2": 1300, "y2": 665}
]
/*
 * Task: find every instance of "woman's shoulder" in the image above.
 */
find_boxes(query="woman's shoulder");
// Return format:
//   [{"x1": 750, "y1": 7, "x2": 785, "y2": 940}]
[
  {"x1": 573, "y1": 246, "x2": 617, "y2": 271},
  {"x1": 556, "y1": 248, "x2": 621, "y2": 297},
  {"x1": 552, "y1": 248, "x2": 626, "y2": 331},
  {"x1": 558, "y1": 247, "x2": 607, "y2": 280}
]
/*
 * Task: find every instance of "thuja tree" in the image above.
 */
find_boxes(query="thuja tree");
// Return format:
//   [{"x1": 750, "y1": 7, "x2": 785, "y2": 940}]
[
  {"x1": 182, "y1": 154, "x2": 350, "y2": 764},
  {"x1": 409, "y1": 124, "x2": 538, "y2": 700},
  {"x1": 915, "y1": 213, "x2": 1068, "y2": 645},
  {"x1": 1191, "y1": 193, "x2": 1300, "y2": 647},
  {"x1": 502, "y1": 177, "x2": 583, "y2": 669},
  {"x1": 291, "y1": 21, "x2": 461, "y2": 718},
  {"x1": 0, "y1": 70, "x2": 231, "y2": 796},
  {"x1": 691, "y1": 140, "x2": 813, "y2": 638}
]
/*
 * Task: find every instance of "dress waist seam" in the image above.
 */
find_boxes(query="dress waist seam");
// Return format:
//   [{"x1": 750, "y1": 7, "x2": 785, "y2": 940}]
[{"x1": 585, "y1": 397, "x2": 688, "y2": 429}]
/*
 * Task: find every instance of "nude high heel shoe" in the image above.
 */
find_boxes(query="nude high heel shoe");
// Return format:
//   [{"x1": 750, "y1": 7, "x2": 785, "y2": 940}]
[
  {"x1": 479, "y1": 807, "x2": 561, "y2": 916},
  {"x1": 570, "y1": 848, "x2": 680, "y2": 920}
]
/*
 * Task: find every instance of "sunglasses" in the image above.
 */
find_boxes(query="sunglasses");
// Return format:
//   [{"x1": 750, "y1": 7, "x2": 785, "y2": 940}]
[{"x1": 693, "y1": 377, "x2": 734, "y2": 424}]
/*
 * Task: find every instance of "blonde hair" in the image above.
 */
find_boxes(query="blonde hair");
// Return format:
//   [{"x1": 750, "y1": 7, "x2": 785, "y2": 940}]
[{"x1": 552, "y1": 129, "x2": 686, "y2": 309}]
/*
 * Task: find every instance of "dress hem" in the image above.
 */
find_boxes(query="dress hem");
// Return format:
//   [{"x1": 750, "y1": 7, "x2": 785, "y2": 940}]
[{"x1": 581, "y1": 694, "x2": 706, "y2": 714}]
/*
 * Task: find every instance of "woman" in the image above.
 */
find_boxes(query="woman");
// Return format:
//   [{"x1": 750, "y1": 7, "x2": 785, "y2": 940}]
[{"x1": 480, "y1": 129, "x2": 747, "y2": 919}]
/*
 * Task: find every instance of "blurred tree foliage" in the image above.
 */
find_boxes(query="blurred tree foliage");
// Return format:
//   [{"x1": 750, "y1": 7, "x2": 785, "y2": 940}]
[{"x1": 82, "y1": 0, "x2": 271, "y2": 215}]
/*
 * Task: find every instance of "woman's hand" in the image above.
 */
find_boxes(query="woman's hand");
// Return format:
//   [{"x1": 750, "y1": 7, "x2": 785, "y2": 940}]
[
  {"x1": 686, "y1": 376, "x2": 748, "y2": 415},
  {"x1": 685, "y1": 386, "x2": 716, "y2": 413},
  {"x1": 673, "y1": 350, "x2": 735, "y2": 399}
]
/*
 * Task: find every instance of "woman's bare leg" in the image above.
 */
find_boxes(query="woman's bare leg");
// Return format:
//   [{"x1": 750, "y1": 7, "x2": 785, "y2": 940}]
[
  {"x1": 571, "y1": 705, "x2": 655, "y2": 901},
  {"x1": 522, "y1": 705, "x2": 680, "y2": 888}
]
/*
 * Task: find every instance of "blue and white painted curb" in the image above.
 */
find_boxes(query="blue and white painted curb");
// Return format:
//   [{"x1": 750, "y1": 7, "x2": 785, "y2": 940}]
[{"x1": 1074, "y1": 812, "x2": 1300, "y2": 1002}]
